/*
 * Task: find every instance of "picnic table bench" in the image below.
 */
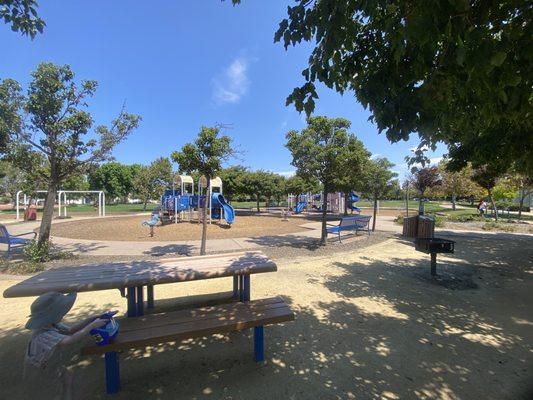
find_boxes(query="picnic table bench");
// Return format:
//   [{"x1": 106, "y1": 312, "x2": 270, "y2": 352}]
[
  {"x1": 82, "y1": 297, "x2": 294, "y2": 394},
  {"x1": 326, "y1": 215, "x2": 371, "y2": 242},
  {"x1": 0, "y1": 223, "x2": 37, "y2": 258},
  {"x1": 3, "y1": 251, "x2": 277, "y2": 317}
]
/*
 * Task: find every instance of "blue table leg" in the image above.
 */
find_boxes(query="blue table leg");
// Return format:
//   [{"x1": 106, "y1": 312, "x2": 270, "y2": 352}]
[
  {"x1": 254, "y1": 326, "x2": 264, "y2": 362},
  {"x1": 239, "y1": 275, "x2": 244, "y2": 302},
  {"x1": 105, "y1": 351, "x2": 120, "y2": 394},
  {"x1": 147, "y1": 285, "x2": 154, "y2": 309},
  {"x1": 233, "y1": 276, "x2": 239, "y2": 298},
  {"x1": 243, "y1": 275, "x2": 250, "y2": 301},
  {"x1": 136, "y1": 286, "x2": 144, "y2": 316},
  {"x1": 127, "y1": 287, "x2": 137, "y2": 317}
]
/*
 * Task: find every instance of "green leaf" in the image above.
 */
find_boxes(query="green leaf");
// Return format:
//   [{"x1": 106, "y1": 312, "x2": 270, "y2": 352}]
[
  {"x1": 456, "y1": 47, "x2": 466, "y2": 66},
  {"x1": 490, "y1": 52, "x2": 507, "y2": 67}
]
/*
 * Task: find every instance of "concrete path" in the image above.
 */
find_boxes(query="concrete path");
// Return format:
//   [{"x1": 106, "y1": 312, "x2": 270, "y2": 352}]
[
  {"x1": 3, "y1": 215, "x2": 392, "y2": 256},
  {"x1": 6, "y1": 213, "x2": 529, "y2": 257}
]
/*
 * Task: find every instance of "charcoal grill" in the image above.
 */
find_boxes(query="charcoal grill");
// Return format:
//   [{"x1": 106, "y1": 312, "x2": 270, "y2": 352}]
[{"x1": 415, "y1": 237, "x2": 455, "y2": 276}]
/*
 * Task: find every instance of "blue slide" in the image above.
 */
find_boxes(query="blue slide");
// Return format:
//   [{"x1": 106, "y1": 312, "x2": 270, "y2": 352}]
[
  {"x1": 211, "y1": 193, "x2": 235, "y2": 225},
  {"x1": 295, "y1": 201, "x2": 306, "y2": 214},
  {"x1": 348, "y1": 192, "x2": 361, "y2": 213}
]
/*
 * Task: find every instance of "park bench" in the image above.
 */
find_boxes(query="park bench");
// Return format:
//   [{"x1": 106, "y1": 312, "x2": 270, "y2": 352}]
[
  {"x1": 326, "y1": 215, "x2": 371, "y2": 242},
  {"x1": 82, "y1": 297, "x2": 294, "y2": 394},
  {"x1": 0, "y1": 223, "x2": 37, "y2": 258}
]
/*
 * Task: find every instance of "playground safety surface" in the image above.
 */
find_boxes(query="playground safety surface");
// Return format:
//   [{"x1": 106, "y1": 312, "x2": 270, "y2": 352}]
[{"x1": 49, "y1": 215, "x2": 323, "y2": 242}]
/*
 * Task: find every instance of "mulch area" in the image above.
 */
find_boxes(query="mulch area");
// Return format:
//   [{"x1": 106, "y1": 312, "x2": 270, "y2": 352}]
[{"x1": 49, "y1": 214, "x2": 325, "y2": 241}]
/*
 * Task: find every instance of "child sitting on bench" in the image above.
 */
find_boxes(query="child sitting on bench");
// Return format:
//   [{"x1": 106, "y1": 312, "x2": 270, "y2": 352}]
[{"x1": 24, "y1": 291, "x2": 116, "y2": 400}]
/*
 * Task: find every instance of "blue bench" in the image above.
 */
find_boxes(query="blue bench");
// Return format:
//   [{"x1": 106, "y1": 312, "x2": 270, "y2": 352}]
[
  {"x1": 326, "y1": 215, "x2": 372, "y2": 242},
  {"x1": 0, "y1": 224, "x2": 37, "y2": 258},
  {"x1": 82, "y1": 297, "x2": 294, "y2": 394}
]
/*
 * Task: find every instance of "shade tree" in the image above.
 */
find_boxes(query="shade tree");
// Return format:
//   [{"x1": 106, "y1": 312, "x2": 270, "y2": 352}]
[
  {"x1": 472, "y1": 163, "x2": 506, "y2": 221},
  {"x1": 409, "y1": 166, "x2": 443, "y2": 214},
  {"x1": 439, "y1": 161, "x2": 485, "y2": 209},
  {"x1": 218, "y1": 165, "x2": 249, "y2": 201},
  {"x1": 0, "y1": 63, "x2": 140, "y2": 252},
  {"x1": 132, "y1": 157, "x2": 173, "y2": 210},
  {"x1": 240, "y1": 0, "x2": 532, "y2": 175},
  {"x1": 172, "y1": 126, "x2": 233, "y2": 255},
  {"x1": 359, "y1": 158, "x2": 397, "y2": 231},
  {"x1": 88, "y1": 162, "x2": 135, "y2": 203},
  {"x1": 331, "y1": 136, "x2": 371, "y2": 214},
  {"x1": 285, "y1": 116, "x2": 353, "y2": 244}
]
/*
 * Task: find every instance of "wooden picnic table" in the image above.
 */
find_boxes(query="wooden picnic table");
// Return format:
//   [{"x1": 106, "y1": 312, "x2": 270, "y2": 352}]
[{"x1": 3, "y1": 251, "x2": 277, "y2": 317}]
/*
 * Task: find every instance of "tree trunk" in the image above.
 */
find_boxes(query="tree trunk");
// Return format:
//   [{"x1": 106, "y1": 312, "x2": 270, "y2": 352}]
[
  {"x1": 143, "y1": 198, "x2": 148, "y2": 211},
  {"x1": 200, "y1": 177, "x2": 210, "y2": 255},
  {"x1": 418, "y1": 193, "x2": 424, "y2": 215},
  {"x1": 518, "y1": 186, "x2": 525, "y2": 220},
  {"x1": 452, "y1": 192, "x2": 456, "y2": 211},
  {"x1": 372, "y1": 195, "x2": 378, "y2": 231},
  {"x1": 344, "y1": 192, "x2": 349, "y2": 215},
  {"x1": 405, "y1": 186, "x2": 409, "y2": 217},
  {"x1": 488, "y1": 189, "x2": 498, "y2": 221},
  {"x1": 38, "y1": 182, "x2": 58, "y2": 247},
  {"x1": 320, "y1": 187, "x2": 328, "y2": 245},
  {"x1": 256, "y1": 195, "x2": 260, "y2": 213}
]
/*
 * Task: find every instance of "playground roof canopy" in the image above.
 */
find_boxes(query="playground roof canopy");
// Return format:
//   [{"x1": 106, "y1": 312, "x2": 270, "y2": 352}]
[
  {"x1": 199, "y1": 176, "x2": 222, "y2": 189},
  {"x1": 175, "y1": 175, "x2": 194, "y2": 185}
]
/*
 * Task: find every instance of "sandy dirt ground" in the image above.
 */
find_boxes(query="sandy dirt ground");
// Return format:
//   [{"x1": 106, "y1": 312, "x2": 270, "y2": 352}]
[
  {"x1": 0, "y1": 232, "x2": 532, "y2": 399},
  {"x1": 49, "y1": 215, "x2": 323, "y2": 241}
]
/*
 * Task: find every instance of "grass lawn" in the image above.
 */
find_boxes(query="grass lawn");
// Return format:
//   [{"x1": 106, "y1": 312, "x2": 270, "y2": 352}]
[
  {"x1": 357, "y1": 200, "x2": 447, "y2": 213},
  {"x1": 0, "y1": 203, "x2": 151, "y2": 215}
]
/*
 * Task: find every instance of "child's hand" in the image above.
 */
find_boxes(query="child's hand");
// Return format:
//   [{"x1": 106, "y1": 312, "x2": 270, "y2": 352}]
[
  {"x1": 99, "y1": 310, "x2": 119, "y2": 319},
  {"x1": 89, "y1": 318, "x2": 108, "y2": 330}
]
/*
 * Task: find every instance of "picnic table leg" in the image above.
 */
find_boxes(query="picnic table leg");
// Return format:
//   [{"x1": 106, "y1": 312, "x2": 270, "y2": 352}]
[
  {"x1": 105, "y1": 351, "x2": 120, "y2": 394},
  {"x1": 232, "y1": 276, "x2": 239, "y2": 298},
  {"x1": 147, "y1": 285, "x2": 154, "y2": 309},
  {"x1": 254, "y1": 326, "x2": 264, "y2": 362},
  {"x1": 127, "y1": 287, "x2": 137, "y2": 318},
  {"x1": 136, "y1": 286, "x2": 144, "y2": 316},
  {"x1": 239, "y1": 275, "x2": 244, "y2": 302},
  {"x1": 243, "y1": 275, "x2": 250, "y2": 301}
]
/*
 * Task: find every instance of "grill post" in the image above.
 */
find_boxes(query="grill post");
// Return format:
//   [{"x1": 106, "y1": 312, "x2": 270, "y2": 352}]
[{"x1": 431, "y1": 253, "x2": 437, "y2": 276}]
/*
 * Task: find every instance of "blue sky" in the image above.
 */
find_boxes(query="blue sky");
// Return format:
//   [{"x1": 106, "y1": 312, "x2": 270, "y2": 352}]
[{"x1": 1, "y1": 1, "x2": 445, "y2": 179}]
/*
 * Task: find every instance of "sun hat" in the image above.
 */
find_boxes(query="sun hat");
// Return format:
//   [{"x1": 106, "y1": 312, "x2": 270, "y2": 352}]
[{"x1": 25, "y1": 292, "x2": 77, "y2": 330}]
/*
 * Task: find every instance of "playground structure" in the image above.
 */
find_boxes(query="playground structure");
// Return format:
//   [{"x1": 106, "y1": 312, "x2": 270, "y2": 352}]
[
  {"x1": 287, "y1": 191, "x2": 362, "y2": 215},
  {"x1": 156, "y1": 174, "x2": 235, "y2": 226},
  {"x1": 15, "y1": 190, "x2": 105, "y2": 220}
]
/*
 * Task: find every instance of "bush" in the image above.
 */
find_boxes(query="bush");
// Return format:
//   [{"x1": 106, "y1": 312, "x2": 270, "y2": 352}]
[
  {"x1": 507, "y1": 205, "x2": 531, "y2": 212},
  {"x1": 482, "y1": 222, "x2": 516, "y2": 232},
  {"x1": 394, "y1": 215, "x2": 404, "y2": 225},
  {"x1": 446, "y1": 214, "x2": 483, "y2": 223},
  {"x1": 23, "y1": 239, "x2": 51, "y2": 263},
  {"x1": 434, "y1": 215, "x2": 445, "y2": 227}
]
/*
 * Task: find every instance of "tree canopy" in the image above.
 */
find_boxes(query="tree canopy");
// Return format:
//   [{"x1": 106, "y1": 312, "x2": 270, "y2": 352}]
[
  {"x1": 88, "y1": 162, "x2": 135, "y2": 202},
  {"x1": 270, "y1": 0, "x2": 532, "y2": 175},
  {"x1": 0, "y1": 0, "x2": 44, "y2": 38},
  {"x1": 132, "y1": 157, "x2": 173, "y2": 210}
]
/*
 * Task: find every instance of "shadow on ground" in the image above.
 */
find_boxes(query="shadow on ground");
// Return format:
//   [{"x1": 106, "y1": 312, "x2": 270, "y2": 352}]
[{"x1": 0, "y1": 231, "x2": 531, "y2": 399}]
